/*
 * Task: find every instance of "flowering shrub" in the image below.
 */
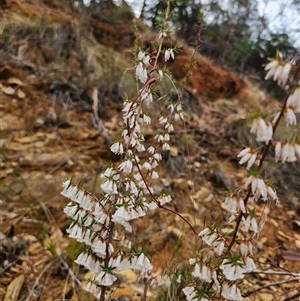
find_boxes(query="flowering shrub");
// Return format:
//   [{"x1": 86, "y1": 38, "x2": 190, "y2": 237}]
[{"x1": 61, "y1": 2, "x2": 300, "y2": 300}]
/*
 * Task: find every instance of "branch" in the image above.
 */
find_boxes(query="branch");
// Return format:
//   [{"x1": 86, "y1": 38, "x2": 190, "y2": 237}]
[
  {"x1": 243, "y1": 276, "x2": 300, "y2": 297},
  {"x1": 249, "y1": 269, "x2": 300, "y2": 277}
]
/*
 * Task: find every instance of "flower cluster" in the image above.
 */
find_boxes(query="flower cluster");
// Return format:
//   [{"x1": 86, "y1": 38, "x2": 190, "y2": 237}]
[
  {"x1": 199, "y1": 228, "x2": 226, "y2": 255},
  {"x1": 250, "y1": 116, "x2": 273, "y2": 143},
  {"x1": 62, "y1": 180, "x2": 154, "y2": 294},
  {"x1": 275, "y1": 141, "x2": 300, "y2": 162},
  {"x1": 265, "y1": 58, "x2": 292, "y2": 85},
  {"x1": 237, "y1": 147, "x2": 258, "y2": 169},
  {"x1": 287, "y1": 84, "x2": 300, "y2": 112},
  {"x1": 220, "y1": 258, "x2": 256, "y2": 281}
]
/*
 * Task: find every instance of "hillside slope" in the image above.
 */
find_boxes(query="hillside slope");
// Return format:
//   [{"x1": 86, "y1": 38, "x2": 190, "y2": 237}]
[{"x1": 1, "y1": 1, "x2": 299, "y2": 300}]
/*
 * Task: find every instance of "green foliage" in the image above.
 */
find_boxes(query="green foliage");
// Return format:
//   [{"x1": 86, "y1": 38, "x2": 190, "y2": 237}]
[
  {"x1": 142, "y1": 0, "x2": 299, "y2": 83},
  {"x1": 82, "y1": 0, "x2": 134, "y2": 24}
]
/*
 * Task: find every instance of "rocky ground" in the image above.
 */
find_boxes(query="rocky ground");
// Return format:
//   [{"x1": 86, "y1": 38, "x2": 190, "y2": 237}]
[{"x1": 1, "y1": 0, "x2": 300, "y2": 300}]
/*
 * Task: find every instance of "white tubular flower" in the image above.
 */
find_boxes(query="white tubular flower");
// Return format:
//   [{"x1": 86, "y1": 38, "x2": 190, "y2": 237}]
[
  {"x1": 157, "y1": 274, "x2": 171, "y2": 287},
  {"x1": 138, "y1": 51, "x2": 144, "y2": 61},
  {"x1": 81, "y1": 228, "x2": 92, "y2": 245},
  {"x1": 91, "y1": 237, "x2": 107, "y2": 257},
  {"x1": 245, "y1": 175, "x2": 267, "y2": 201},
  {"x1": 66, "y1": 224, "x2": 83, "y2": 240},
  {"x1": 158, "y1": 194, "x2": 172, "y2": 205},
  {"x1": 287, "y1": 85, "x2": 300, "y2": 112},
  {"x1": 63, "y1": 203, "x2": 79, "y2": 218},
  {"x1": 281, "y1": 142, "x2": 296, "y2": 162},
  {"x1": 148, "y1": 146, "x2": 155, "y2": 154},
  {"x1": 75, "y1": 251, "x2": 89, "y2": 267},
  {"x1": 164, "y1": 48, "x2": 174, "y2": 62},
  {"x1": 142, "y1": 162, "x2": 152, "y2": 170},
  {"x1": 265, "y1": 59, "x2": 291, "y2": 85},
  {"x1": 101, "y1": 167, "x2": 120, "y2": 181},
  {"x1": 101, "y1": 180, "x2": 118, "y2": 195},
  {"x1": 238, "y1": 147, "x2": 258, "y2": 169},
  {"x1": 251, "y1": 117, "x2": 273, "y2": 143},
  {"x1": 165, "y1": 122, "x2": 174, "y2": 132},
  {"x1": 191, "y1": 262, "x2": 201, "y2": 278},
  {"x1": 141, "y1": 88, "x2": 153, "y2": 104},
  {"x1": 224, "y1": 196, "x2": 238, "y2": 214},
  {"x1": 213, "y1": 238, "x2": 225, "y2": 255},
  {"x1": 245, "y1": 256, "x2": 256, "y2": 272},
  {"x1": 82, "y1": 253, "x2": 96, "y2": 271},
  {"x1": 192, "y1": 263, "x2": 212, "y2": 282},
  {"x1": 278, "y1": 62, "x2": 292, "y2": 85},
  {"x1": 62, "y1": 183, "x2": 95, "y2": 211},
  {"x1": 142, "y1": 114, "x2": 151, "y2": 124},
  {"x1": 119, "y1": 159, "x2": 133, "y2": 173},
  {"x1": 242, "y1": 215, "x2": 258, "y2": 233},
  {"x1": 199, "y1": 228, "x2": 218, "y2": 246},
  {"x1": 266, "y1": 185, "x2": 278, "y2": 202},
  {"x1": 182, "y1": 286, "x2": 197, "y2": 301},
  {"x1": 95, "y1": 271, "x2": 117, "y2": 286},
  {"x1": 221, "y1": 283, "x2": 243, "y2": 301},
  {"x1": 287, "y1": 143, "x2": 297, "y2": 162},
  {"x1": 237, "y1": 147, "x2": 251, "y2": 164},
  {"x1": 61, "y1": 180, "x2": 75, "y2": 199},
  {"x1": 126, "y1": 180, "x2": 138, "y2": 196},
  {"x1": 220, "y1": 259, "x2": 245, "y2": 281},
  {"x1": 81, "y1": 194, "x2": 95, "y2": 211},
  {"x1": 129, "y1": 206, "x2": 146, "y2": 220},
  {"x1": 159, "y1": 116, "x2": 168, "y2": 124},
  {"x1": 83, "y1": 215, "x2": 94, "y2": 227},
  {"x1": 155, "y1": 134, "x2": 164, "y2": 143},
  {"x1": 158, "y1": 30, "x2": 167, "y2": 40},
  {"x1": 151, "y1": 170, "x2": 159, "y2": 179},
  {"x1": 110, "y1": 141, "x2": 124, "y2": 154},
  {"x1": 85, "y1": 281, "x2": 100, "y2": 296},
  {"x1": 284, "y1": 107, "x2": 297, "y2": 126},
  {"x1": 112, "y1": 206, "x2": 131, "y2": 224},
  {"x1": 136, "y1": 62, "x2": 147, "y2": 83},
  {"x1": 256, "y1": 178, "x2": 268, "y2": 200},
  {"x1": 134, "y1": 253, "x2": 153, "y2": 272},
  {"x1": 247, "y1": 152, "x2": 258, "y2": 169},
  {"x1": 224, "y1": 195, "x2": 246, "y2": 214},
  {"x1": 265, "y1": 59, "x2": 280, "y2": 80},
  {"x1": 158, "y1": 69, "x2": 163, "y2": 80},
  {"x1": 240, "y1": 240, "x2": 253, "y2": 256},
  {"x1": 280, "y1": 143, "x2": 289, "y2": 162},
  {"x1": 189, "y1": 258, "x2": 196, "y2": 265},
  {"x1": 143, "y1": 54, "x2": 150, "y2": 65},
  {"x1": 199, "y1": 227, "x2": 209, "y2": 237},
  {"x1": 273, "y1": 64, "x2": 283, "y2": 82},
  {"x1": 94, "y1": 205, "x2": 109, "y2": 225},
  {"x1": 239, "y1": 198, "x2": 246, "y2": 213},
  {"x1": 162, "y1": 142, "x2": 170, "y2": 150}
]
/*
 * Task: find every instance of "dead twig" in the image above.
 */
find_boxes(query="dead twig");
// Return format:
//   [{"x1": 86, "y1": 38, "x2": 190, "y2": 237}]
[
  {"x1": 249, "y1": 269, "x2": 300, "y2": 277},
  {"x1": 243, "y1": 276, "x2": 300, "y2": 297}
]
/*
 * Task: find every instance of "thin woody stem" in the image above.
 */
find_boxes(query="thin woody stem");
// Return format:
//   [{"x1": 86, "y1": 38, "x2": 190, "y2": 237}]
[
  {"x1": 227, "y1": 61, "x2": 300, "y2": 252},
  {"x1": 131, "y1": 150, "x2": 198, "y2": 236}
]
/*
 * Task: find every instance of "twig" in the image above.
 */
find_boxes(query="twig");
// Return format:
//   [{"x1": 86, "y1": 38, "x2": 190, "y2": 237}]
[
  {"x1": 248, "y1": 269, "x2": 300, "y2": 277},
  {"x1": 243, "y1": 276, "x2": 300, "y2": 297},
  {"x1": 282, "y1": 291, "x2": 300, "y2": 301}
]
